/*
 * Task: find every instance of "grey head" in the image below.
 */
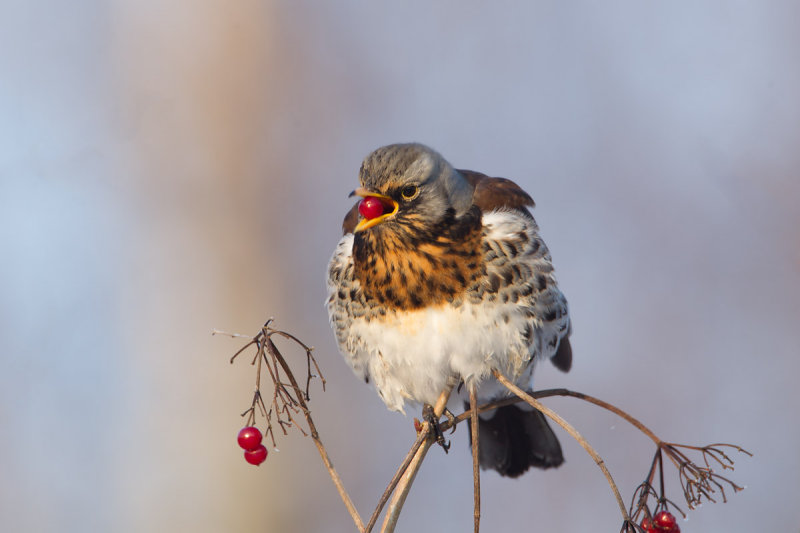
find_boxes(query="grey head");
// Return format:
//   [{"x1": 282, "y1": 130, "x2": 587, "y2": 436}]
[{"x1": 358, "y1": 143, "x2": 475, "y2": 224}]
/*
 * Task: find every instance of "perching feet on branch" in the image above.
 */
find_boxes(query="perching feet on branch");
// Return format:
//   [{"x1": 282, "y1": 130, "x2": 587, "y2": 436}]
[{"x1": 419, "y1": 404, "x2": 452, "y2": 453}]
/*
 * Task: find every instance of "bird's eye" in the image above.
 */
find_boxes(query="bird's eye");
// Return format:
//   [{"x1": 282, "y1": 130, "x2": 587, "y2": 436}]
[{"x1": 401, "y1": 185, "x2": 419, "y2": 200}]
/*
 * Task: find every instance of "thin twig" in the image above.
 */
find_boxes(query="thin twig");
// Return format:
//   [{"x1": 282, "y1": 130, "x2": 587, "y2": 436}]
[
  {"x1": 492, "y1": 370, "x2": 631, "y2": 523},
  {"x1": 380, "y1": 380, "x2": 456, "y2": 533},
  {"x1": 469, "y1": 381, "x2": 481, "y2": 533},
  {"x1": 442, "y1": 388, "x2": 661, "y2": 447},
  {"x1": 264, "y1": 332, "x2": 365, "y2": 532},
  {"x1": 364, "y1": 430, "x2": 429, "y2": 533},
  {"x1": 564, "y1": 390, "x2": 661, "y2": 445}
]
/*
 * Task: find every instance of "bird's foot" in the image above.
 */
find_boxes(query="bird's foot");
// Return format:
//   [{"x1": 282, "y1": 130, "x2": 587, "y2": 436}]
[
  {"x1": 442, "y1": 408, "x2": 457, "y2": 434},
  {"x1": 422, "y1": 404, "x2": 451, "y2": 453}
]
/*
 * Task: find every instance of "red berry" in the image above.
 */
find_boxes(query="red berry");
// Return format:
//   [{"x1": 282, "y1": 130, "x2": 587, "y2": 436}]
[
  {"x1": 653, "y1": 510, "x2": 678, "y2": 531},
  {"x1": 244, "y1": 444, "x2": 268, "y2": 465},
  {"x1": 358, "y1": 197, "x2": 384, "y2": 220},
  {"x1": 237, "y1": 426, "x2": 263, "y2": 451},
  {"x1": 641, "y1": 517, "x2": 657, "y2": 533}
]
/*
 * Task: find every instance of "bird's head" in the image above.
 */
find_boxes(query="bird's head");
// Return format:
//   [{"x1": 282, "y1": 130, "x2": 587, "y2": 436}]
[{"x1": 352, "y1": 143, "x2": 474, "y2": 232}]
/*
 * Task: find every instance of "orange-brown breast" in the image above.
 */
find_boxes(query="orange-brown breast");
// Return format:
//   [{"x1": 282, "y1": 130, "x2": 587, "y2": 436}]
[{"x1": 353, "y1": 206, "x2": 484, "y2": 310}]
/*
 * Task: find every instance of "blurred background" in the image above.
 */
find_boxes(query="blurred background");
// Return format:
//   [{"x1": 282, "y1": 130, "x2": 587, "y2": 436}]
[{"x1": 1, "y1": 1, "x2": 798, "y2": 531}]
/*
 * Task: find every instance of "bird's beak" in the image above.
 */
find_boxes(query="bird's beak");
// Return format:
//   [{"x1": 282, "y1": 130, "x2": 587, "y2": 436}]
[{"x1": 352, "y1": 187, "x2": 399, "y2": 232}]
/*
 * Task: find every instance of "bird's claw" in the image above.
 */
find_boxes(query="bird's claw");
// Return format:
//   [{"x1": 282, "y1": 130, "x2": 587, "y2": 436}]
[
  {"x1": 443, "y1": 408, "x2": 457, "y2": 434},
  {"x1": 422, "y1": 404, "x2": 451, "y2": 453}
]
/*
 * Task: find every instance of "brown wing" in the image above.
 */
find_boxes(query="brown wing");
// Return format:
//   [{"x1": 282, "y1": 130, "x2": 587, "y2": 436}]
[
  {"x1": 458, "y1": 169, "x2": 535, "y2": 214},
  {"x1": 342, "y1": 202, "x2": 360, "y2": 235}
]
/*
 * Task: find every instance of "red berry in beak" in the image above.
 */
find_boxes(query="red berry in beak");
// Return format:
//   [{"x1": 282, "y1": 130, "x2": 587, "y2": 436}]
[{"x1": 358, "y1": 197, "x2": 385, "y2": 220}]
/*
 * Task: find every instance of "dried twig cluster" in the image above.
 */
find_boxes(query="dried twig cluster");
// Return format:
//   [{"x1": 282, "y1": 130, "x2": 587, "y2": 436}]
[
  {"x1": 218, "y1": 319, "x2": 325, "y2": 448},
  {"x1": 218, "y1": 320, "x2": 750, "y2": 533},
  {"x1": 626, "y1": 443, "x2": 751, "y2": 532}
]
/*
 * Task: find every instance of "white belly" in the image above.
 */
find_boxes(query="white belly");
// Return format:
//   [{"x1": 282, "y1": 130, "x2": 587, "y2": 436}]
[{"x1": 348, "y1": 299, "x2": 538, "y2": 413}]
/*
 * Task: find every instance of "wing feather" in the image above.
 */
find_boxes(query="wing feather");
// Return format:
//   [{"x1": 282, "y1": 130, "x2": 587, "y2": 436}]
[{"x1": 481, "y1": 210, "x2": 571, "y2": 373}]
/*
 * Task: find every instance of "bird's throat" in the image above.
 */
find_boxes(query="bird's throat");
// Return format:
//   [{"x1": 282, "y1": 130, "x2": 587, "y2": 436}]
[{"x1": 352, "y1": 206, "x2": 484, "y2": 310}]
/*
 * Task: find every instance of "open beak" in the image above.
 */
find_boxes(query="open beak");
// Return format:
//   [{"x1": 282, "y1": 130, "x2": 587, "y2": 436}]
[{"x1": 351, "y1": 187, "x2": 399, "y2": 232}]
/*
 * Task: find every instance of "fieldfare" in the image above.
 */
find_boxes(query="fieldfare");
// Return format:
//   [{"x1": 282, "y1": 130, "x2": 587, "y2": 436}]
[{"x1": 326, "y1": 143, "x2": 572, "y2": 477}]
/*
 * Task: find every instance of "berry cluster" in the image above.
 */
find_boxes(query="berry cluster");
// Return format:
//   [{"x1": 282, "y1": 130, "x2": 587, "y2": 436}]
[
  {"x1": 641, "y1": 510, "x2": 680, "y2": 533},
  {"x1": 238, "y1": 426, "x2": 268, "y2": 466}
]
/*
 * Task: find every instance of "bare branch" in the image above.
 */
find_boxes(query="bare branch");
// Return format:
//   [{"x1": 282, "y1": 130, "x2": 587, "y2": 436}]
[
  {"x1": 469, "y1": 381, "x2": 481, "y2": 533},
  {"x1": 263, "y1": 327, "x2": 365, "y2": 532},
  {"x1": 364, "y1": 429, "x2": 429, "y2": 533},
  {"x1": 380, "y1": 379, "x2": 456, "y2": 533},
  {"x1": 492, "y1": 370, "x2": 632, "y2": 523}
]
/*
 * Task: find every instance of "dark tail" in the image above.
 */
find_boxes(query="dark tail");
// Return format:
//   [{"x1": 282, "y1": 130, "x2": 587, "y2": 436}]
[{"x1": 468, "y1": 404, "x2": 564, "y2": 477}]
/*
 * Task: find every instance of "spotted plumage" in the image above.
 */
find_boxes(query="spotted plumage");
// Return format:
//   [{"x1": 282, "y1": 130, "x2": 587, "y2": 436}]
[{"x1": 326, "y1": 143, "x2": 572, "y2": 477}]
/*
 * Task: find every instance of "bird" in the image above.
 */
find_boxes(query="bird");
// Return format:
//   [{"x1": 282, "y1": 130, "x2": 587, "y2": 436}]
[{"x1": 326, "y1": 143, "x2": 572, "y2": 477}]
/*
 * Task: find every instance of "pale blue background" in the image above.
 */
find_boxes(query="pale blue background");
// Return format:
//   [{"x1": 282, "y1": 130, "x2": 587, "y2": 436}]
[{"x1": 2, "y1": 1, "x2": 798, "y2": 531}]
